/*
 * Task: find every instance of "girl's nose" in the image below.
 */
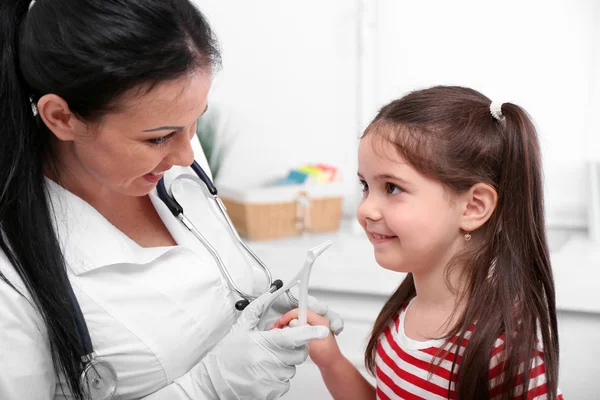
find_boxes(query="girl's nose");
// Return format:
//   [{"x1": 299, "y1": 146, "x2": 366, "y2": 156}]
[{"x1": 357, "y1": 194, "x2": 383, "y2": 222}]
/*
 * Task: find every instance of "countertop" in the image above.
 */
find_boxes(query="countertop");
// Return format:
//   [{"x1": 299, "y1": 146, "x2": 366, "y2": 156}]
[{"x1": 247, "y1": 220, "x2": 599, "y2": 314}]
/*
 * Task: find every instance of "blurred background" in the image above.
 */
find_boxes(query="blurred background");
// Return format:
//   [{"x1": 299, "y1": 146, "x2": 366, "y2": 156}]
[{"x1": 194, "y1": 1, "x2": 599, "y2": 398}]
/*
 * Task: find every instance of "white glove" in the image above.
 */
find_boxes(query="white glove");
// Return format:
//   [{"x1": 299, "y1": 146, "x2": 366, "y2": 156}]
[
  {"x1": 192, "y1": 291, "x2": 330, "y2": 400},
  {"x1": 258, "y1": 289, "x2": 344, "y2": 335}
]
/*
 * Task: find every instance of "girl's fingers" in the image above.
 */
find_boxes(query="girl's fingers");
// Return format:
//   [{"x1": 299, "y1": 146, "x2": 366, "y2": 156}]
[
  {"x1": 279, "y1": 309, "x2": 299, "y2": 326},
  {"x1": 270, "y1": 309, "x2": 297, "y2": 329},
  {"x1": 272, "y1": 309, "x2": 331, "y2": 330}
]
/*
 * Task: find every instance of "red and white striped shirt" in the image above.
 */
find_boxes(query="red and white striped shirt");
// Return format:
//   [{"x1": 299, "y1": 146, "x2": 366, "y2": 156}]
[{"x1": 375, "y1": 303, "x2": 563, "y2": 400}]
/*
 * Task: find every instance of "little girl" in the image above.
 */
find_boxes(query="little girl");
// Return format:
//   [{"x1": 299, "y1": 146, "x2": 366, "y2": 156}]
[{"x1": 275, "y1": 86, "x2": 563, "y2": 399}]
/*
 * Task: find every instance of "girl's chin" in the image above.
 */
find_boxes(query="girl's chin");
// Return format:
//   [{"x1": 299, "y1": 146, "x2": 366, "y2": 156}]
[{"x1": 374, "y1": 255, "x2": 410, "y2": 273}]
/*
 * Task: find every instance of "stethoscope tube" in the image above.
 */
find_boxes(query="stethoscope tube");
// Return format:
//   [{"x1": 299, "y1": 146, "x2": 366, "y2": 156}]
[
  {"x1": 156, "y1": 161, "x2": 280, "y2": 310},
  {"x1": 66, "y1": 281, "x2": 94, "y2": 357},
  {"x1": 67, "y1": 283, "x2": 119, "y2": 399}
]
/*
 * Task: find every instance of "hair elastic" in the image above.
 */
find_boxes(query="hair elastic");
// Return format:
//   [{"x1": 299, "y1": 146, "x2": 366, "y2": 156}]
[{"x1": 490, "y1": 101, "x2": 504, "y2": 121}]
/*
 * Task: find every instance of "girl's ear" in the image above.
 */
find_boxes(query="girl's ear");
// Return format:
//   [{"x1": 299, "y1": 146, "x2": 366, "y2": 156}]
[
  {"x1": 459, "y1": 183, "x2": 498, "y2": 232},
  {"x1": 37, "y1": 94, "x2": 87, "y2": 142}
]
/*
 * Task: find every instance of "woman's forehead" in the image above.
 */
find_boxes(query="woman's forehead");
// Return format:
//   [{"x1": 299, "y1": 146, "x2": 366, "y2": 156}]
[{"x1": 103, "y1": 71, "x2": 211, "y2": 127}]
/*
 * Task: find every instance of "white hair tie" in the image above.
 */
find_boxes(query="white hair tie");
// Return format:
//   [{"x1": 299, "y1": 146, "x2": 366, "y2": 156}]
[{"x1": 490, "y1": 101, "x2": 504, "y2": 121}]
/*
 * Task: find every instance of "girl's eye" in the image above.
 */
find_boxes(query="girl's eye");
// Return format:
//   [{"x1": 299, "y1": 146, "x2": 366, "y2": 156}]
[
  {"x1": 359, "y1": 179, "x2": 368, "y2": 193},
  {"x1": 386, "y1": 182, "x2": 403, "y2": 195},
  {"x1": 148, "y1": 131, "x2": 176, "y2": 146}
]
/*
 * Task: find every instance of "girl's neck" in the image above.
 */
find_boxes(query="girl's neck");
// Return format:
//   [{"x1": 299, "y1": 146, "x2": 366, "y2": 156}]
[
  {"x1": 404, "y1": 267, "x2": 467, "y2": 341},
  {"x1": 411, "y1": 264, "x2": 466, "y2": 312}
]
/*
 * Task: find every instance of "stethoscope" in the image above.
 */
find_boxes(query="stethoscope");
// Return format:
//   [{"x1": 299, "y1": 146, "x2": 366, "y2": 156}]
[
  {"x1": 156, "y1": 160, "x2": 283, "y2": 310},
  {"x1": 67, "y1": 160, "x2": 284, "y2": 399}
]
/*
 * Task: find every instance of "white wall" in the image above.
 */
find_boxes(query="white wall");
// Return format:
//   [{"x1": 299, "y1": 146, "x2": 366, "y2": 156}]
[
  {"x1": 372, "y1": 0, "x2": 599, "y2": 228},
  {"x1": 195, "y1": 0, "x2": 361, "y2": 214},
  {"x1": 584, "y1": 0, "x2": 600, "y2": 161},
  {"x1": 193, "y1": 0, "x2": 598, "y2": 228}
]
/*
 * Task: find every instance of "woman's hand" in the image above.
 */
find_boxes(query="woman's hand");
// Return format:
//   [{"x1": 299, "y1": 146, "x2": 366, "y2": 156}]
[
  {"x1": 272, "y1": 309, "x2": 345, "y2": 370},
  {"x1": 192, "y1": 292, "x2": 330, "y2": 400}
]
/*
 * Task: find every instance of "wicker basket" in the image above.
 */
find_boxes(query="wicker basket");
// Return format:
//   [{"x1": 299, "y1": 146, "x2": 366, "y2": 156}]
[{"x1": 219, "y1": 182, "x2": 344, "y2": 241}]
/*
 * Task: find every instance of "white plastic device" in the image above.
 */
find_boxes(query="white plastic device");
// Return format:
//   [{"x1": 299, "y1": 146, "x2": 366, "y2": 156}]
[{"x1": 257, "y1": 240, "x2": 333, "y2": 330}]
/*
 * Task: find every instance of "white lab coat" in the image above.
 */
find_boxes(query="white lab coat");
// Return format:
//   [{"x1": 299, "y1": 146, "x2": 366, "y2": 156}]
[{"x1": 0, "y1": 136, "x2": 262, "y2": 399}]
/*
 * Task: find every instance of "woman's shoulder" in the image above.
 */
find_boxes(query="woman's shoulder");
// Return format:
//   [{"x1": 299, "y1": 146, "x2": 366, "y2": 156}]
[
  {"x1": 0, "y1": 245, "x2": 46, "y2": 338},
  {"x1": 0, "y1": 238, "x2": 49, "y2": 332},
  {"x1": 0, "y1": 248, "x2": 56, "y2": 399},
  {"x1": 0, "y1": 242, "x2": 32, "y2": 300}
]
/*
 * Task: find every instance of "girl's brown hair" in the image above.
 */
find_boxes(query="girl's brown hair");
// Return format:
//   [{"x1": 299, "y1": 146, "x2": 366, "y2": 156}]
[{"x1": 363, "y1": 86, "x2": 559, "y2": 399}]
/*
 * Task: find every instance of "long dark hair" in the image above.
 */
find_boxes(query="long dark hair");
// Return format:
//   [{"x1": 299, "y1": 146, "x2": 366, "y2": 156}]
[
  {"x1": 0, "y1": 0, "x2": 220, "y2": 397},
  {"x1": 363, "y1": 86, "x2": 559, "y2": 399}
]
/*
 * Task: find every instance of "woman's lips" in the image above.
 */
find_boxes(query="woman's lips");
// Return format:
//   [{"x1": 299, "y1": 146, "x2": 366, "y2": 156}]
[{"x1": 143, "y1": 170, "x2": 167, "y2": 183}]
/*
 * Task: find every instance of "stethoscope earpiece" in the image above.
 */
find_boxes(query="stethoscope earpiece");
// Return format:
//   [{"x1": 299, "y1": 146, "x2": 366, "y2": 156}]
[
  {"x1": 235, "y1": 299, "x2": 250, "y2": 311},
  {"x1": 271, "y1": 279, "x2": 284, "y2": 291}
]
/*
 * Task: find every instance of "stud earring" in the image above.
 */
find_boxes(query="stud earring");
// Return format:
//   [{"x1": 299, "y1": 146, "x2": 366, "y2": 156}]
[{"x1": 464, "y1": 232, "x2": 472, "y2": 241}]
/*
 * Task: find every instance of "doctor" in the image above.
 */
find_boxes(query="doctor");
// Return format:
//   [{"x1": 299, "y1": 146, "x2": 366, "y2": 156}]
[{"x1": 0, "y1": 0, "x2": 343, "y2": 399}]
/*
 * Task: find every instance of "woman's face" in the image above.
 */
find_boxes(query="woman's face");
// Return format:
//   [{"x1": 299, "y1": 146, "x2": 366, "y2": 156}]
[{"x1": 57, "y1": 70, "x2": 211, "y2": 198}]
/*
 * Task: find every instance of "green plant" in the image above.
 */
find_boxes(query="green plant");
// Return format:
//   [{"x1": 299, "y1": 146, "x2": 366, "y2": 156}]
[{"x1": 196, "y1": 114, "x2": 224, "y2": 180}]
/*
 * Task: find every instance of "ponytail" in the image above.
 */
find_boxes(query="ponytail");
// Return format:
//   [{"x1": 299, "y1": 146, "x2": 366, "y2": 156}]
[
  {"x1": 491, "y1": 103, "x2": 559, "y2": 399},
  {"x1": 0, "y1": 1, "x2": 86, "y2": 398}
]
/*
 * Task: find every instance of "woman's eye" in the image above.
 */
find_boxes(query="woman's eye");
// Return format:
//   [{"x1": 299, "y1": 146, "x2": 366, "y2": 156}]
[
  {"x1": 148, "y1": 131, "x2": 176, "y2": 146},
  {"x1": 359, "y1": 179, "x2": 368, "y2": 193},
  {"x1": 386, "y1": 182, "x2": 403, "y2": 195}
]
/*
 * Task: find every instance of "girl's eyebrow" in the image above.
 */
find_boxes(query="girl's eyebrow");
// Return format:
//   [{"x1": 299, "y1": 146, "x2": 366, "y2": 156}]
[
  {"x1": 358, "y1": 171, "x2": 410, "y2": 185},
  {"x1": 375, "y1": 173, "x2": 409, "y2": 184}
]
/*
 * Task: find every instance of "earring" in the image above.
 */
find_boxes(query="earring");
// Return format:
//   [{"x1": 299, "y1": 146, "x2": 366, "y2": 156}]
[{"x1": 464, "y1": 232, "x2": 471, "y2": 241}]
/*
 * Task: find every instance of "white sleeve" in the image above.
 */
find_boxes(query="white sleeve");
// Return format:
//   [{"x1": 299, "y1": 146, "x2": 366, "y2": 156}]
[
  {"x1": 140, "y1": 362, "x2": 223, "y2": 400},
  {"x1": 0, "y1": 277, "x2": 56, "y2": 400},
  {"x1": 0, "y1": 272, "x2": 220, "y2": 400}
]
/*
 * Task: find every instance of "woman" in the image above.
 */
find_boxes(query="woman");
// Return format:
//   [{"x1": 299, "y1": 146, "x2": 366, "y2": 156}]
[{"x1": 0, "y1": 1, "x2": 342, "y2": 399}]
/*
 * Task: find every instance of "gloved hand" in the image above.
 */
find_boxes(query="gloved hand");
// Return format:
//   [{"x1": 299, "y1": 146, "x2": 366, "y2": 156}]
[
  {"x1": 193, "y1": 291, "x2": 330, "y2": 400},
  {"x1": 258, "y1": 289, "x2": 344, "y2": 335}
]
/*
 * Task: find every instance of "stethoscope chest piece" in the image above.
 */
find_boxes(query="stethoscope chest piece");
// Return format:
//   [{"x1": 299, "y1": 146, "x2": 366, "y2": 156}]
[{"x1": 80, "y1": 355, "x2": 118, "y2": 400}]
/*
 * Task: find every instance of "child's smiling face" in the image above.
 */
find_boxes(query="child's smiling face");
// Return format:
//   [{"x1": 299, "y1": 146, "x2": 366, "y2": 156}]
[{"x1": 356, "y1": 134, "x2": 465, "y2": 275}]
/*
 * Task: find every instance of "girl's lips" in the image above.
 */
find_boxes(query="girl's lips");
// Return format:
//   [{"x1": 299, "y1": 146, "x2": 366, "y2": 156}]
[{"x1": 369, "y1": 232, "x2": 397, "y2": 245}]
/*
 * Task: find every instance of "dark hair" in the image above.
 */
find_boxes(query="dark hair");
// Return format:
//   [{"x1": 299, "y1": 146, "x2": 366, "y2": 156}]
[
  {"x1": 363, "y1": 86, "x2": 559, "y2": 399},
  {"x1": 0, "y1": 0, "x2": 220, "y2": 397}
]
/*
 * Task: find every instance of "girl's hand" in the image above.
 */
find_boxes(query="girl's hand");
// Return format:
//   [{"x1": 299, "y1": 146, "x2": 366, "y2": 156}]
[{"x1": 272, "y1": 309, "x2": 344, "y2": 370}]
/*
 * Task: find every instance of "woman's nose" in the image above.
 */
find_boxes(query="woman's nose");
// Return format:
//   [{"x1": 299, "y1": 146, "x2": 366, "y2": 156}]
[{"x1": 166, "y1": 130, "x2": 195, "y2": 167}]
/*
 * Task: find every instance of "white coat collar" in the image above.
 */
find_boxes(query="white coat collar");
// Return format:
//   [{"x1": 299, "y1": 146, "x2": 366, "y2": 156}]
[
  {"x1": 47, "y1": 135, "x2": 215, "y2": 276},
  {"x1": 47, "y1": 183, "x2": 148, "y2": 275},
  {"x1": 46, "y1": 164, "x2": 200, "y2": 276}
]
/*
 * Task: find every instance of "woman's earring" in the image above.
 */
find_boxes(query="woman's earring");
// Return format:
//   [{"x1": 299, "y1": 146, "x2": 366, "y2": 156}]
[{"x1": 464, "y1": 232, "x2": 472, "y2": 241}]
